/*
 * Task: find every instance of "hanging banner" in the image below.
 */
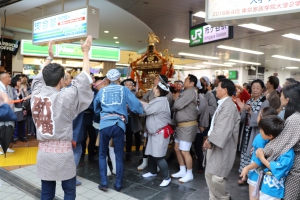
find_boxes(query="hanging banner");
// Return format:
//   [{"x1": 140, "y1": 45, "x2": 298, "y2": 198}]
[
  {"x1": 206, "y1": 0, "x2": 300, "y2": 22},
  {"x1": 0, "y1": 38, "x2": 20, "y2": 55}
]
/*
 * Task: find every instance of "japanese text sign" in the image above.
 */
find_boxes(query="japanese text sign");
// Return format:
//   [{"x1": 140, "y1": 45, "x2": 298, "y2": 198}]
[
  {"x1": 32, "y1": 6, "x2": 99, "y2": 44},
  {"x1": 206, "y1": 0, "x2": 300, "y2": 22},
  {"x1": 189, "y1": 23, "x2": 233, "y2": 47}
]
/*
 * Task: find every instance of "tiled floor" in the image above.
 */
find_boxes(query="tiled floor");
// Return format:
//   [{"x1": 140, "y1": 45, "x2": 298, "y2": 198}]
[
  {"x1": 6, "y1": 165, "x2": 136, "y2": 200},
  {"x1": 0, "y1": 179, "x2": 35, "y2": 200}
]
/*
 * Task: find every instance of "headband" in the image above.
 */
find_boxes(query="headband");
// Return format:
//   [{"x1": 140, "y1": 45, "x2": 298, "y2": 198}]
[
  {"x1": 93, "y1": 78, "x2": 106, "y2": 89},
  {"x1": 196, "y1": 79, "x2": 202, "y2": 89},
  {"x1": 158, "y1": 82, "x2": 169, "y2": 92},
  {"x1": 124, "y1": 80, "x2": 135, "y2": 86}
]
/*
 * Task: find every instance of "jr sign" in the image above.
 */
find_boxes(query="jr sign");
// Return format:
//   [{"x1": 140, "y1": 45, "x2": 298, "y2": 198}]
[{"x1": 189, "y1": 23, "x2": 234, "y2": 47}]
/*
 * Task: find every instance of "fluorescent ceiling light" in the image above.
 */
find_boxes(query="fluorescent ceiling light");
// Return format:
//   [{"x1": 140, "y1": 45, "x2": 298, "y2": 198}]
[
  {"x1": 104, "y1": 30, "x2": 109, "y2": 33},
  {"x1": 224, "y1": 62, "x2": 236, "y2": 65},
  {"x1": 172, "y1": 38, "x2": 190, "y2": 43},
  {"x1": 194, "y1": 11, "x2": 206, "y2": 18},
  {"x1": 203, "y1": 62, "x2": 232, "y2": 67},
  {"x1": 228, "y1": 59, "x2": 261, "y2": 65},
  {"x1": 116, "y1": 63, "x2": 130, "y2": 66},
  {"x1": 115, "y1": 41, "x2": 119, "y2": 44},
  {"x1": 217, "y1": 45, "x2": 264, "y2": 55},
  {"x1": 282, "y1": 33, "x2": 300, "y2": 41},
  {"x1": 178, "y1": 52, "x2": 219, "y2": 60},
  {"x1": 113, "y1": 37, "x2": 118, "y2": 39},
  {"x1": 272, "y1": 55, "x2": 300, "y2": 62},
  {"x1": 238, "y1": 23, "x2": 274, "y2": 32},
  {"x1": 286, "y1": 66, "x2": 299, "y2": 69}
]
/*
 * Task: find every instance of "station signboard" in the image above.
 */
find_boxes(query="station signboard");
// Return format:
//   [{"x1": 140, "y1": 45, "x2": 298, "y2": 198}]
[
  {"x1": 32, "y1": 6, "x2": 99, "y2": 44},
  {"x1": 189, "y1": 23, "x2": 233, "y2": 47}
]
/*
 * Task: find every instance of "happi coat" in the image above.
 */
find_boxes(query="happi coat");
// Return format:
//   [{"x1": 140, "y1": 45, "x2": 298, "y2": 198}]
[
  {"x1": 144, "y1": 96, "x2": 171, "y2": 157},
  {"x1": 172, "y1": 87, "x2": 198, "y2": 142},
  {"x1": 31, "y1": 71, "x2": 93, "y2": 181},
  {"x1": 206, "y1": 97, "x2": 240, "y2": 178}
]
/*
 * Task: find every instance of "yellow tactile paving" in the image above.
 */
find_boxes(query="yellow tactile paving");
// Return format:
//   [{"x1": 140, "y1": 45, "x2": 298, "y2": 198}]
[{"x1": 0, "y1": 147, "x2": 38, "y2": 167}]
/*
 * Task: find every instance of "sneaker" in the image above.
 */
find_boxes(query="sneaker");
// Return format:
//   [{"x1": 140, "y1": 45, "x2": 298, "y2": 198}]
[
  {"x1": 0, "y1": 151, "x2": 3, "y2": 155},
  {"x1": 7, "y1": 148, "x2": 14, "y2": 153},
  {"x1": 76, "y1": 180, "x2": 82, "y2": 186}
]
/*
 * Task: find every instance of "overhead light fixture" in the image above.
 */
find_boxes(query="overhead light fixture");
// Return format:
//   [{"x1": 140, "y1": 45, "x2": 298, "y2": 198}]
[
  {"x1": 224, "y1": 62, "x2": 236, "y2": 65},
  {"x1": 217, "y1": 45, "x2": 264, "y2": 55},
  {"x1": 172, "y1": 38, "x2": 190, "y2": 43},
  {"x1": 194, "y1": 11, "x2": 206, "y2": 18},
  {"x1": 178, "y1": 52, "x2": 219, "y2": 60},
  {"x1": 115, "y1": 41, "x2": 119, "y2": 44},
  {"x1": 286, "y1": 66, "x2": 299, "y2": 69},
  {"x1": 272, "y1": 55, "x2": 300, "y2": 62},
  {"x1": 104, "y1": 30, "x2": 109, "y2": 33},
  {"x1": 116, "y1": 63, "x2": 130, "y2": 66},
  {"x1": 203, "y1": 62, "x2": 233, "y2": 67},
  {"x1": 113, "y1": 37, "x2": 118, "y2": 39},
  {"x1": 228, "y1": 59, "x2": 261, "y2": 65},
  {"x1": 238, "y1": 23, "x2": 274, "y2": 32},
  {"x1": 282, "y1": 33, "x2": 300, "y2": 41}
]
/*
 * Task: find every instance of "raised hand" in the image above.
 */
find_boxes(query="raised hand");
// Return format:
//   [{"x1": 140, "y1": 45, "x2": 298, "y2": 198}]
[
  {"x1": 81, "y1": 35, "x2": 92, "y2": 53},
  {"x1": 48, "y1": 40, "x2": 54, "y2": 58}
]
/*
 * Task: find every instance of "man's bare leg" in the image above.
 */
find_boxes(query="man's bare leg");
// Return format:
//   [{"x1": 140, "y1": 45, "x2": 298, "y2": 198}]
[{"x1": 171, "y1": 143, "x2": 187, "y2": 178}]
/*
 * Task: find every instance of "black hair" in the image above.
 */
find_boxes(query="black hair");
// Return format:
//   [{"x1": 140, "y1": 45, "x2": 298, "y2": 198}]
[
  {"x1": 268, "y1": 76, "x2": 279, "y2": 90},
  {"x1": 286, "y1": 78, "x2": 298, "y2": 84},
  {"x1": 258, "y1": 115, "x2": 284, "y2": 138},
  {"x1": 11, "y1": 77, "x2": 20, "y2": 88},
  {"x1": 188, "y1": 74, "x2": 198, "y2": 87},
  {"x1": 217, "y1": 75, "x2": 226, "y2": 81},
  {"x1": 282, "y1": 83, "x2": 300, "y2": 120},
  {"x1": 260, "y1": 107, "x2": 277, "y2": 118},
  {"x1": 159, "y1": 74, "x2": 168, "y2": 85},
  {"x1": 28, "y1": 79, "x2": 33, "y2": 84},
  {"x1": 157, "y1": 83, "x2": 169, "y2": 97},
  {"x1": 123, "y1": 78, "x2": 136, "y2": 86},
  {"x1": 219, "y1": 78, "x2": 235, "y2": 96},
  {"x1": 251, "y1": 79, "x2": 265, "y2": 89},
  {"x1": 42, "y1": 63, "x2": 65, "y2": 87},
  {"x1": 246, "y1": 85, "x2": 252, "y2": 94},
  {"x1": 243, "y1": 83, "x2": 248, "y2": 87},
  {"x1": 198, "y1": 81, "x2": 207, "y2": 94}
]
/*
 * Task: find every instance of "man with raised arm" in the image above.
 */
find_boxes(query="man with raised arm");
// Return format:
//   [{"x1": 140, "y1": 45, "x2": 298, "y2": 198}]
[{"x1": 31, "y1": 36, "x2": 94, "y2": 200}]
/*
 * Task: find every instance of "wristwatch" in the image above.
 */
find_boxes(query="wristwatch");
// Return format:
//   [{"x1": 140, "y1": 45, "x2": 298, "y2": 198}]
[{"x1": 45, "y1": 56, "x2": 53, "y2": 61}]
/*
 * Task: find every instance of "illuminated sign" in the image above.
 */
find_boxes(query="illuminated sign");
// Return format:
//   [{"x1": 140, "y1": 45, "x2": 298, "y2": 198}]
[
  {"x1": 189, "y1": 23, "x2": 233, "y2": 47},
  {"x1": 206, "y1": 0, "x2": 300, "y2": 22},
  {"x1": 32, "y1": 6, "x2": 99, "y2": 44},
  {"x1": 21, "y1": 40, "x2": 120, "y2": 62}
]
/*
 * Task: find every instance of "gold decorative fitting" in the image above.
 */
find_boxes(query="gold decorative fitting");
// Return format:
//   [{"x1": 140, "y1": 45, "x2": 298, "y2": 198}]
[{"x1": 147, "y1": 32, "x2": 160, "y2": 45}]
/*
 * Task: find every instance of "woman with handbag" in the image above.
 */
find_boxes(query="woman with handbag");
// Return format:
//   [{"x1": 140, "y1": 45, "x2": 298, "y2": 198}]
[
  {"x1": 11, "y1": 77, "x2": 27, "y2": 142},
  {"x1": 140, "y1": 80, "x2": 173, "y2": 187}
]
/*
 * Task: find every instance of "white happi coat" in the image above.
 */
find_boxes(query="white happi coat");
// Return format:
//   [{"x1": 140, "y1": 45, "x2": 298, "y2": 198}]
[{"x1": 31, "y1": 72, "x2": 93, "y2": 181}]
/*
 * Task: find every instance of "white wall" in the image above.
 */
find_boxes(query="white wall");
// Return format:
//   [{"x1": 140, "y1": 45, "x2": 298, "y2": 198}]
[
  {"x1": 12, "y1": 32, "x2": 32, "y2": 72},
  {"x1": 181, "y1": 66, "x2": 247, "y2": 85},
  {"x1": 264, "y1": 69, "x2": 291, "y2": 87}
]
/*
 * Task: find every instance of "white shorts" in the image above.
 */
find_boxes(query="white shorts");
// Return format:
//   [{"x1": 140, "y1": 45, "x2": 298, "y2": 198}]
[
  {"x1": 247, "y1": 179, "x2": 257, "y2": 187},
  {"x1": 175, "y1": 138, "x2": 192, "y2": 151},
  {"x1": 259, "y1": 192, "x2": 280, "y2": 200}
]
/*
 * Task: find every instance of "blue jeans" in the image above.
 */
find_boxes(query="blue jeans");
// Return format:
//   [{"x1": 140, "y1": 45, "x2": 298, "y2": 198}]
[
  {"x1": 73, "y1": 142, "x2": 82, "y2": 167},
  {"x1": 99, "y1": 124, "x2": 124, "y2": 189},
  {"x1": 41, "y1": 176, "x2": 76, "y2": 200}
]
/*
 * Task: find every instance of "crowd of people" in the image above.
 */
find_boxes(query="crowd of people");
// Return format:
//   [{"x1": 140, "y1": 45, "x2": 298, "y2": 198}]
[{"x1": 1, "y1": 36, "x2": 300, "y2": 200}]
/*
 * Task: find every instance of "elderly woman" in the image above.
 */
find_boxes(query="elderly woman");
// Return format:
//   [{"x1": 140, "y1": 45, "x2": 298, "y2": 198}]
[
  {"x1": 262, "y1": 83, "x2": 300, "y2": 200},
  {"x1": 237, "y1": 79, "x2": 269, "y2": 185},
  {"x1": 140, "y1": 80, "x2": 172, "y2": 187}
]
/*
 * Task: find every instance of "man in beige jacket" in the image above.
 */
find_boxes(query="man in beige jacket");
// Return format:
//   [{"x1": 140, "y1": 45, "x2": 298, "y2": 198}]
[{"x1": 204, "y1": 78, "x2": 240, "y2": 200}]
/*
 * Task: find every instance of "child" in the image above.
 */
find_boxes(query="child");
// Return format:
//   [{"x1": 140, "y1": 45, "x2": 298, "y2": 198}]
[
  {"x1": 240, "y1": 107, "x2": 279, "y2": 200},
  {"x1": 256, "y1": 115, "x2": 294, "y2": 200}
]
